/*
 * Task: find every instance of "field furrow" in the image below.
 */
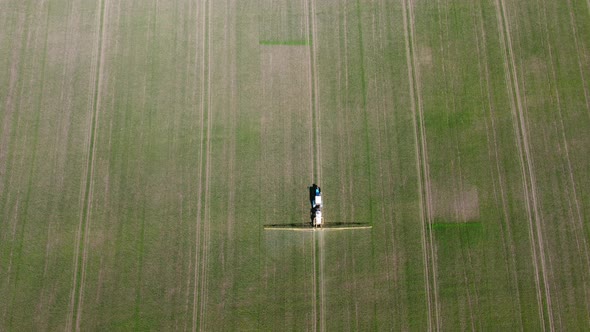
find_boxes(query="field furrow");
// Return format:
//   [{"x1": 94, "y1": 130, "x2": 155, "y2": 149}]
[
  {"x1": 565, "y1": 0, "x2": 590, "y2": 117},
  {"x1": 191, "y1": 0, "x2": 210, "y2": 330},
  {"x1": 72, "y1": 0, "x2": 111, "y2": 330},
  {"x1": 474, "y1": 1, "x2": 524, "y2": 328},
  {"x1": 540, "y1": 0, "x2": 590, "y2": 297},
  {"x1": 493, "y1": 0, "x2": 549, "y2": 328},
  {"x1": 401, "y1": 0, "x2": 438, "y2": 330}
]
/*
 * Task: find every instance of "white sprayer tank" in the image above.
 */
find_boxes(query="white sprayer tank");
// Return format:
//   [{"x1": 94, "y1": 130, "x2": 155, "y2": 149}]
[
  {"x1": 314, "y1": 195, "x2": 322, "y2": 207},
  {"x1": 314, "y1": 210, "x2": 322, "y2": 226}
]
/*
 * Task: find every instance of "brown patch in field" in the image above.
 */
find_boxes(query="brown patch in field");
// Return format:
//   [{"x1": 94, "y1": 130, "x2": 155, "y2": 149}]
[
  {"x1": 523, "y1": 57, "x2": 551, "y2": 112},
  {"x1": 88, "y1": 227, "x2": 106, "y2": 250},
  {"x1": 418, "y1": 45, "x2": 433, "y2": 67},
  {"x1": 526, "y1": 56, "x2": 547, "y2": 73},
  {"x1": 432, "y1": 183, "x2": 480, "y2": 222},
  {"x1": 260, "y1": 45, "x2": 309, "y2": 94}
]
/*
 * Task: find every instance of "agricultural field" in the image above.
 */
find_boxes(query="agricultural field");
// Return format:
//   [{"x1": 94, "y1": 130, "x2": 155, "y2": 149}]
[{"x1": 1, "y1": 0, "x2": 590, "y2": 330}]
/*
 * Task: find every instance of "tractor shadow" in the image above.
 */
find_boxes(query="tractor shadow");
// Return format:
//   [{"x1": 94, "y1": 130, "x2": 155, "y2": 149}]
[{"x1": 264, "y1": 223, "x2": 312, "y2": 229}]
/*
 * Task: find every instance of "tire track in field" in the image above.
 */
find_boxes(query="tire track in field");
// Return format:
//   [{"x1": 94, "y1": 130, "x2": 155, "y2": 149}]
[
  {"x1": 221, "y1": 0, "x2": 238, "y2": 325},
  {"x1": 182, "y1": 3, "x2": 196, "y2": 329},
  {"x1": 0, "y1": 13, "x2": 31, "y2": 321},
  {"x1": 0, "y1": 1, "x2": 32, "y2": 319},
  {"x1": 491, "y1": 2, "x2": 548, "y2": 325},
  {"x1": 39, "y1": 1, "x2": 77, "y2": 312},
  {"x1": 65, "y1": 0, "x2": 108, "y2": 330},
  {"x1": 45, "y1": 0, "x2": 78, "y2": 291},
  {"x1": 372, "y1": 0, "x2": 397, "y2": 305},
  {"x1": 52, "y1": 0, "x2": 76, "y2": 186},
  {"x1": 3, "y1": 197, "x2": 20, "y2": 324},
  {"x1": 353, "y1": 0, "x2": 374, "y2": 223},
  {"x1": 303, "y1": 0, "x2": 322, "y2": 329},
  {"x1": 133, "y1": 0, "x2": 157, "y2": 328},
  {"x1": 77, "y1": 0, "x2": 116, "y2": 326},
  {"x1": 351, "y1": 3, "x2": 379, "y2": 330},
  {"x1": 317, "y1": 230, "x2": 326, "y2": 332},
  {"x1": 473, "y1": 1, "x2": 524, "y2": 328},
  {"x1": 0, "y1": 1, "x2": 31, "y2": 257},
  {"x1": 0, "y1": 4, "x2": 28, "y2": 200},
  {"x1": 303, "y1": 0, "x2": 314, "y2": 183},
  {"x1": 310, "y1": 0, "x2": 326, "y2": 330},
  {"x1": 6, "y1": 4, "x2": 52, "y2": 325},
  {"x1": 492, "y1": 1, "x2": 553, "y2": 330},
  {"x1": 190, "y1": 0, "x2": 206, "y2": 327},
  {"x1": 301, "y1": 0, "x2": 317, "y2": 187},
  {"x1": 539, "y1": 0, "x2": 590, "y2": 314},
  {"x1": 311, "y1": 229, "x2": 318, "y2": 331},
  {"x1": 401, "y1": 0, "x2": 439, "y2": 330},
  {"x1": 304, "y1": 0, "x2": 321, "y2": 184},
  {"x1": 2, "y1": 129, "x2": 32, "y2": 310},
  {"x1": 191, "y1": 0, "x2": 211, "y2": 330},
  {"x1": 198, "y1": 1, "x2": 213, "y2": 326},
  {"x1": 565, "y1": 0, "x2": 590, "y2": 118},
  {"x1": 310, "y1": 0, "x2": 321, "y2": 185}
]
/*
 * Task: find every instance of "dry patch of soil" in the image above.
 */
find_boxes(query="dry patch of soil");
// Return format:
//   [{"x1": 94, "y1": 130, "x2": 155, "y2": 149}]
[{"x1": 432, "y1": 183, "x2": 480, "y2": 222}]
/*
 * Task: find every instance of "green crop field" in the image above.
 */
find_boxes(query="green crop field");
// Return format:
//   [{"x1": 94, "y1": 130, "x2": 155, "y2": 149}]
[{"x1": 1, "y1": 0, "x2": 590, "y2": 330}]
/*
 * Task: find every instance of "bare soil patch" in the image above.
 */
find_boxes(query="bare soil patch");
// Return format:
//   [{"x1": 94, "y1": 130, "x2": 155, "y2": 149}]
[
  {"x1": 418, "y1": 45, "x2": 433, "y2": 68},
  {"x1": 432, "y1": 183, "x2": 480, "y2": 222}
]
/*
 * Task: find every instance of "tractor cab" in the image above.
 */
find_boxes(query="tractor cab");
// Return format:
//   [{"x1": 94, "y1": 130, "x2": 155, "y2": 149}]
[
  {"x1": 311, "y1": 184, "x2": 322, "y2": 208},
  {"x1": 314, "y1": 187, "x2": 322, "y2": 206}
]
